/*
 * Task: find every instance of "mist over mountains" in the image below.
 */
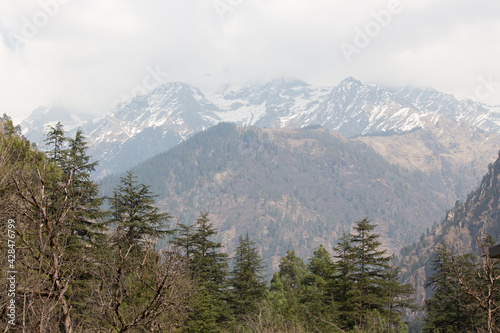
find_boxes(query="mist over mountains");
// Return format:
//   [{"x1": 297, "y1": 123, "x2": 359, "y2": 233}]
[
  {"x1": 21, "y1": 77, "x2": 500, "y2": 179},
  {"x1": 19, "y1": 76, "x2": 500, "y2": 263}
]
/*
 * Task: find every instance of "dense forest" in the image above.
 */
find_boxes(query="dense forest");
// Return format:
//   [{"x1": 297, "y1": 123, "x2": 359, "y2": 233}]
[
  {"x1": 1, "y1": 115, "x2": 500, "y2": 332},
  {"x1": 99, "y1": 123, "x2": 467, "y2": 272}
]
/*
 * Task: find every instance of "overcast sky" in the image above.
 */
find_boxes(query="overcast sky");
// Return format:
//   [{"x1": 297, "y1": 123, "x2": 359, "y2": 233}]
[{"x1": 1, "y1": 0, "x2": 500, "y2": 123}]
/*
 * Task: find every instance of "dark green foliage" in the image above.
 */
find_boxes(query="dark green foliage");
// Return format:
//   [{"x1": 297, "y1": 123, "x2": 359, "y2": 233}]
[
  {"x1": 423, "y1": 239, "x2": 500, "y2": 333},
  {"x1": 108, "y1": 171, "x2": 172, "y2": 247},
  {"x1": 186, "y1": 213, "x2": 229, "y2": 292},
  {"x1": 44, "y1": 121, "x2": 66, "y2": 165},
  {"x1": 301, "y1": 245, "x2": 338, "y2": 330},
  {"x1": 273, "y1": 250, "x2": 309, "y2": 324},
  {"x1": 98, "y1": 124, "x2": 464, "y2": 273},
  {"x1": 423, "y1": 244, "x2": 474, "y2": 332},
  {"x1": 43, "y1": 124, "x2": 105, "y2": 245},
  {"x1": 278, "y1": 250, "x2": 307, "y2": 292},
  {"x1": 332, "y1": 232, "x2": 358, "y2": 328},
  {"x1": 331, "y1": 219, "x2": 415, "y2": 331},
  {"x1": 2, "y1": 117, "x2": 427, "y2": 332},
  {"x1": 242, "y1": 273, "x2": 307, "y2": 332},
  {"x1": 172, "y1": 213, "x2": 231, "y2": 332},
  {"x1": 350, "y1": 218, "x2": 392, "y2": 319},
  {"x1": 229, "y1": 233, "x2": 267, "y2": 316}
]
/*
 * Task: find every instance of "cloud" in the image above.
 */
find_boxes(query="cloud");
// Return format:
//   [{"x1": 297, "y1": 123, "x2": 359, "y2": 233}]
[{"x1": 1, "y1": 0, "x2": 499, "y2": 122}]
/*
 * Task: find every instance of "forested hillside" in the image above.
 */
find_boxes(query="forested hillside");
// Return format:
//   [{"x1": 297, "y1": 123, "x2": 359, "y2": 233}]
[
  {"x1": 0, "y1": 115, "x2": 416, "y2": 332},
  {"x1": 398, "y1": 150, "x2": 500, "y2": 330},
  {"x1": 4, "y1": 111, "x2": 500, "y2": 332},
  {"x1": 100, "y1": 123, "x2": 476, "y2": 271}
]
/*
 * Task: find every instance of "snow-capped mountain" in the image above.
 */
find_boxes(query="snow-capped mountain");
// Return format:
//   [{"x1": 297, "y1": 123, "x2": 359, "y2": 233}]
[
  {"x1": 86, "y1": 82, "x2": 221, "y2": 178},
  {"x1": 21, "y1": 105, "x2": 93, "y2": 147},
  {"x1": 20, "y1": 77, "x2": 500, "y2": 178},
  {"x1": 396, "y1": 86, "x2": 500, "y2": 134},
  {"x1": 209, "y1": 78, "x2": 331, "y2": 127},
  {"x1": 291, "y1": 77, "x2": 424, "y2": 136}
]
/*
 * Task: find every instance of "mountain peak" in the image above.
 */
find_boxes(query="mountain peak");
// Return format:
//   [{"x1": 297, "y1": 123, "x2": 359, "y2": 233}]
[
  {"x1": 21, "y1": 105, "x2": 93, "y2": 146},
  {"x1": 20, "y1": 78, "x2": 500, "y2": 178},
  {"x1": 264, "y1": 77, "x2": 309, "y2": 89},
  {"x1": 338, "y1": 76, "x2": 363, "y2": 87}
]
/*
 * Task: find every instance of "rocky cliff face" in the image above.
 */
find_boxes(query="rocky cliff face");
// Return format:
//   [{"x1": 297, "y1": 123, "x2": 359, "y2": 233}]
[{"x1": 399, "y1": 151, "x2": 500, "y2": 305}]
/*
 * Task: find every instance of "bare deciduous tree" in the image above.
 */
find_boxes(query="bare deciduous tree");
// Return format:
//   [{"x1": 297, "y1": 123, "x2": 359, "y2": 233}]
[
  {"x1": 451, "y1": 237, "x2": 500, "y2": 333},
  {"x1": 93, "y1": 242, "x2": 195, "y2": 332}
]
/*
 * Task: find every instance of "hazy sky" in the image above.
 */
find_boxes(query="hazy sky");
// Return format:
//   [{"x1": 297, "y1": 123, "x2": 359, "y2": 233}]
[{"x1": 1, "y1": 0, "x2": 499, "y2": 123}]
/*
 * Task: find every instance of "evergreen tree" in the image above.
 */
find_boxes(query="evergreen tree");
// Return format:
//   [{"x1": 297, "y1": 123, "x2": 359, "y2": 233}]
[
  {"x1": 5, "y1": 123, "x2": 107, "y2": 332},
  {"x1": 108, "y1": 171, "x2": 172, "y2": 247},
  {"x1": 423, "y1": 240, "x2": 500, "y2": 333},
  {"x1": 229, "y1": 233, "x2": 267, "y2": 316},
  {"x1": 333, "y1": 218, "x2": 414, "y2": 331},
  {"x1": 332, "y1": 232, "x2": 358, "y2": 329},
  {"x1": 302, "y1": 245, "x2": 338, "y2": 330},
  {"x1": 243, "y1": 273, "x2": 307, "y2": 332},
  {"x1": 66, "y1": 129, "x2": 105, "y2": 243},
  {"x1": 308, "y1": 244, "x2": 335, "y2": 279},
  {"x1": 54, "y1": 128, "x2": 106, "y2": 326},
  {"x1": 278, "y1": 250, "x2": 307, "y2": 292},
  {"x1": 270, "y1": 250, "x2": 308, "y2": 327},
  {"x1": 97, "y1": 172, "x2": 194, "y2": 332},
  {"x1": 172, "y1": 222, "x2": 194, "y2": 258},
  {"x1": 44, "y1": 121, "x2": 66, "y2": 165},
  {"x1": 423, "y1": 243, "x2": 478, "y2": 332},
  {"x1": 350, "y1": 218, "x2": 392, "y2": 323},
  {"x1": 172, "y1": 213, "x2": 230, "y2": 332},
  {"x1": 44, "y1": 125, "x2": 104, "y2": 244},
  {"x1": 382, "y1": 265, "x2": 415, "y2": 332},
  {"x1": 267, "y1": 272, "x2": 291, "y2": 314},
  {"x1": 188, "y1": 213, "x2": 229, "y2": 294}
]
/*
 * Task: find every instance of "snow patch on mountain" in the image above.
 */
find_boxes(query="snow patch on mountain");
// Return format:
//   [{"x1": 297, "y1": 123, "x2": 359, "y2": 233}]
[{"x1": 20, "y1": 77, "x2": 500, "y2": 178}]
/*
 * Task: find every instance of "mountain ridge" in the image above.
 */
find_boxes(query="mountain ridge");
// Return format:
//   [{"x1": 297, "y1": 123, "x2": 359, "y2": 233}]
[
  {"x1": 98, "y1": 123, "x2": 492, "y2": 272},
  {"x1": 20, "y1": 77, "x2": 500, "y2": 179}
]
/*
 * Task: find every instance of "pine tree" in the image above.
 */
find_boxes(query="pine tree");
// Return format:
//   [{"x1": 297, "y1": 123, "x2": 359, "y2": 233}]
[
  {"x1": 278, "y1": 250, "x2": 307, "y2": 293},
  {"x1": 424, "y1": 239, "x2": 500, "y2": 333},
  {"x1": 381, "y1": 265, "x2": 415, "y2": 332},
  {"x1": 423, "y1": 243, "x2": 474, "y2": 332},
  {"x1": 172, "y1": 222, "x2": 194, "y2": 259},
  {"x1": 188, "y1": 213, "x2": 229, "y2": 294},
  {"x1": 334, "y1": 218, "x2": 414, "y2": 331},
  {"x1": 57, "y1": 128, "x2": 106, "y2": 327},
  {"x1": 350, "y1": 218, "x2": 392, "y2": 322},
  {"x1": 44, "y1": 125, "x2": 104, "y2": 244},
  {"x1": 44, "y1": 121, "x2": 66, "y2": 165},
  {"x1": 97, "y1": 172, "x2": 195, "y2": 332},
  {"x1": 302, "y1": 245, "x2": 338, "y2": 330},
  {"x1": 243, "y1": 272, "x2": 307, "y2": 332},
  {"x1": 67, "y1": 129, "x2": 105, "y2": 243},
  {"x1": 229, "y1": 233, "x2": 267, "y2": 316},
  {"x1": 6, "y1": 123, "x2": 107, "y2": 332},
  {"x1": 108, "y1": 171, "x2": 172, "y2": 248},
  {"x1": 172, "y1": 213, "x2": 230, "y2": 332},
  {"x1": 332, "y1": 232, "x2": 358, "y2": 329}
]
